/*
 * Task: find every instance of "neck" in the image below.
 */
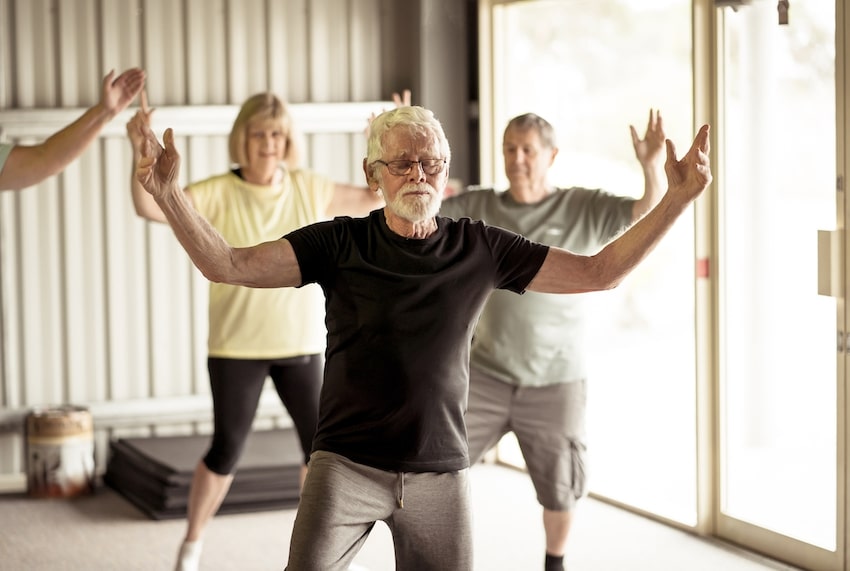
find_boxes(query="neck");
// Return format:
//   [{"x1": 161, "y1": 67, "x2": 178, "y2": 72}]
[
  {"x1": 241, "y1": 165, "x2": 283, "y2": 186},
  {"x1": 384, "y1": 210, "x2": 438, "y2": 239},
  {"x1": 509, "y1": 182, "x2": 551, "y2": 204}
]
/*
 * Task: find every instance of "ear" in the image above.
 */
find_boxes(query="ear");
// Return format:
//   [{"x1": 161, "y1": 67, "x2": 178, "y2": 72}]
[
  {"x1": 549, "y1": 146, "x2": 559, "y2": 167},
  {"x1": 363, "y1": 158, "x2": 381, "y2": 192}
]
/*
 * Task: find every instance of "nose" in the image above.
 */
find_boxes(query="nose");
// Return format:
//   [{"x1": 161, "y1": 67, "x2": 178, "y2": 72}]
[{"x1": 408, "y1": 161, "x2": 426, "y2": 181}]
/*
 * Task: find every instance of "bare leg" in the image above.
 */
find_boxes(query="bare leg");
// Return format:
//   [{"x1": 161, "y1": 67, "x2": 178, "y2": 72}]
[
  {"x1": 174, "y1": 461, "x2": 234, "y2": 571},
  {"x1": 185, "y1": 461, "x2": 234, "y2": 540},
  {"x1": 543, "y1": 508, "x2": 572, "y2": 555}
]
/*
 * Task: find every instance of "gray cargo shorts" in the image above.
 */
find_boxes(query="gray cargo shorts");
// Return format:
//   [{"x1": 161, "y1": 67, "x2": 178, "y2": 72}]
[{"x1": 466, "y1": 367, "x2": 587, "y2": 511}]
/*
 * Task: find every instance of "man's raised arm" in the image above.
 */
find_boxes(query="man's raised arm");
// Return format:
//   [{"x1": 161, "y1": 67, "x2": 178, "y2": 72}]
[
  {"x1": 133, "y1": 124, "x2": 303, "y2": 289},
  {"x1": 528, "y1": 124, "x2": 712, "y2": 294}
]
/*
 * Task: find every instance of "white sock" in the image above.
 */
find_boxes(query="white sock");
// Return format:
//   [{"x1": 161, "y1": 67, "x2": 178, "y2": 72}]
[{"x1": 174, "y1": 539, "x2": 203, "y2": 571}]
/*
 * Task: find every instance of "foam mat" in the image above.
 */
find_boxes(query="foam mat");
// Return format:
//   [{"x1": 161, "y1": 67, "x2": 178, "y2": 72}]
[{"x1": 104, "y1": 428, "x2": 303, "y2": 520}]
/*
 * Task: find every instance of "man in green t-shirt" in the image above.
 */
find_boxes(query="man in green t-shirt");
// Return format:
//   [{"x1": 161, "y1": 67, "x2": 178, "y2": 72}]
[{"x1": 440, "y1": 111, "x2": 666, "y2": 571}]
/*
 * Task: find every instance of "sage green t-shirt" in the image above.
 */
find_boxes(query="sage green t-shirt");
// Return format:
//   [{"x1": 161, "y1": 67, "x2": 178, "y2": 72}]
[
  {"x1": 0, "y1": 143, "x2": 13, "y2": 175},
  {"x1": 440, "y1": 187, "x2": 634, "y2": 387}
]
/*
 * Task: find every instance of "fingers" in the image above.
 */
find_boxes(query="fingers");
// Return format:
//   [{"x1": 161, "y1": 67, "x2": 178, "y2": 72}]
[
  {"x1": 685, "y1": 124, "x2": 711, "y2": 159},
  {"x1": 665, "y1": 138, "x2": 677, "y2": 165},
  {"x1": 162, "y1": 128, "x2": 181, "y2": 181},
  {"x1": 644, "y1": 108, "x2": 664, "y2": 137},
  {"x1": 391, "y1": 89, "x2": 412, "y2": 107},
  {"x1": 654, "y1": 109, "x2": 664, "y2": 135},
  {"x1": 126, "y1": 69, "x2": 145, "y2": 95},
  {"x1": 698, "y1": 123, "x2": 710, "y2": 153},
  {"x1": 629, "y1": 124, "x2": 640, "y2": 147},
  {"x1": 141, "y1": 90, "x2": 150, "y2": 113}
]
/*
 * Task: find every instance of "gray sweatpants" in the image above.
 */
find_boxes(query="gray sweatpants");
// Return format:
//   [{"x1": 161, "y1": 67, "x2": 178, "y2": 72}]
[{"x1": 286, "y1": 450, "x2": 473, "y2": 570}]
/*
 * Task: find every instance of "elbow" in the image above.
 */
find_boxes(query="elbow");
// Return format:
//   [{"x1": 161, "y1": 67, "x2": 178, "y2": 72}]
[
  {"x1": 586, "y1": 255, "x2": 625, "y2": 292},
  {"x1": 201, "y1": 267, "x2": 227, "y2": 283},
  {"x1": 198, "y1": 250, "x2": 253, "y2": 286},
  {"x1": 199, "y1": 261, "x2": 238, "y2": 284}
]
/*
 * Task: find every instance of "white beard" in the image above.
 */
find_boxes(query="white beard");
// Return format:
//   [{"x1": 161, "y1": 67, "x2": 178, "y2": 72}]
[{"x1": 382, "y1": 183, "x2": 441, "y2": 223}]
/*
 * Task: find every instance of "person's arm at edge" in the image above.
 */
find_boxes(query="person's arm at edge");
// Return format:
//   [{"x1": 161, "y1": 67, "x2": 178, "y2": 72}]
[
  {"x1": 0, "y1": 68, "x2": 145, "y2": 191},
  {"x1": 528, "y1": 124, "x2": 711, "y2": 295},
  {"x1": 629, "y1": 108, "x2": 667, "y2": 222},
  {"x1": 326, "y1": 182, "x2": 384, "y2": 218},
  {"x1": 136, "y1": 125, "x2": 302, "y2": 289}
]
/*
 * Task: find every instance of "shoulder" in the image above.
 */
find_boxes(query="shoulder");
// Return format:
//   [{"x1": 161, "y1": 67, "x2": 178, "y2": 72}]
[
  {"x1": 187, "y1": 171, "x2": 238, "y2": 192},
  {"x1": 440, "y1": 187, "x2": 499, "y2": 218},
  {"x1": 286, "y1": 168, "x2": 334, "y2": 187},
  {"x1": 559, "y1": 186, "x2": 629, "y2": 200}
]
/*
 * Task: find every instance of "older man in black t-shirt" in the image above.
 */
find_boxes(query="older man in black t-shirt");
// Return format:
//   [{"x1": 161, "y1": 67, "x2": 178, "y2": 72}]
[{"x1": 131, "y1": 104, "x2": 712, "y2": 571}]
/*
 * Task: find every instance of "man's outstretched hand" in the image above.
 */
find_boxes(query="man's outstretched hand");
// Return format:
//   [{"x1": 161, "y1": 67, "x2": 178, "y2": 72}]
[
  {"x1": 631, "y1": 108, "x2": 666, "y2": 168},
  {"x1": 664, "y1": 124, "x2": 712, "y2": 204},
  {"x1": 134, "y1": 125, "x2": 181, "y2": 201}
]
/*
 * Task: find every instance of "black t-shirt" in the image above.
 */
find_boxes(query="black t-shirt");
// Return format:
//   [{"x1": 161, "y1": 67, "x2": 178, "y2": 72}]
[{"x1": 285, "y1": 209, "x2": 550, "y2": 472}]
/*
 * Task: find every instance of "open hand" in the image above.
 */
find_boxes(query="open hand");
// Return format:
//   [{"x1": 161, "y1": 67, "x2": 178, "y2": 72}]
[
  {"x1": 102, "y1": 68, "x2": 145, "y2": 116},
  {"x1": 630, "y1": 109, "x2": 665, "y2": 167},
  {"x1": 664, "y1": 124, "x2": 712, "y2": 204},
  {"x1": 135, "y1": 126, "x2": 181, "y2": 201}
]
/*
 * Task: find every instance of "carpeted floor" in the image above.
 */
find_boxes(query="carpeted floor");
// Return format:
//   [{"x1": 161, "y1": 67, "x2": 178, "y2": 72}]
[{"x1": 0, "y1": 463, "x2": 800, "y2": 571}]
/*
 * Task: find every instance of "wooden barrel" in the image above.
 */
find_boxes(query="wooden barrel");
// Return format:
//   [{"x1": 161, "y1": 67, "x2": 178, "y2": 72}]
[{"x1": 25, "y1": 406, "x2": 95, "y2": 498}]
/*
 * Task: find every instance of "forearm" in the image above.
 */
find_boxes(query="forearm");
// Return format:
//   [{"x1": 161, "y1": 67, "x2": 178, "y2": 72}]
[
  {"x1": 598, "y1": 192, "x2": 687, "y2": 285},
  {"x1": 38, "y1": 102, "x2": 115, "y2": 176},
  {"x1": 631, "y1": 163, "x2": 665, "y2": 222},
  {"x1": 154, "y1": 184, "x2": 236, "y2": 283},
  {"x1": 530, "y1": 192, "x2": 689, "y2": 294}
]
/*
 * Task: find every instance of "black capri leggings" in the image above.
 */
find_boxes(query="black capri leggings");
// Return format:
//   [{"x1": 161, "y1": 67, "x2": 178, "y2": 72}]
[{"x1": 203, "y1": 354, "x2": 323, "y2": 475}]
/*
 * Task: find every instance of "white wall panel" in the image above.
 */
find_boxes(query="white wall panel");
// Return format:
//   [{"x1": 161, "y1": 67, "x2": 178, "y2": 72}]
[
  {"x1": 349, "y1": 0, "x2": 382, "y2": 101},
  {"x1": 0, "y1": 0, "x2": 388, "y2": 482},
  {"x1": 227, "y1": 0, "x2": 270, "y2": 100},
  {"x1": 143, "y1": 0, "x2": 188, "y2": 105},
  {"x1": 15, "y1": 0, "x2": 57, "y2": 107},
  {"x1": 100, "y1": 0, "x2": 145, "y2": 72},
  {"x1": 186, "y1": 0, "x2": 228, "y2": 104},
  {"x1": 268, "y1": 0, "x2": 310, "y2": 100}
]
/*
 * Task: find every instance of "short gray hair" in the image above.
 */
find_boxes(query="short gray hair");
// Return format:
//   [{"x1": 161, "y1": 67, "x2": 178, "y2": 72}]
[
  {"x1": 504, "y1": 113, "x2": 557, "y2": 149},
  {"x1": 366, "y1": 106, "x2": 452, "y2": 174}
]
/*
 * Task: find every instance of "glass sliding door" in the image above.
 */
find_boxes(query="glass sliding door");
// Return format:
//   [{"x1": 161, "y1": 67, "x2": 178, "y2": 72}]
[
  {"x1": 716, "y1": 1, "x2": 841, "y2": 568},
  {"x1": 481, "y1": 0, "x2": 698, "y2": 526}
]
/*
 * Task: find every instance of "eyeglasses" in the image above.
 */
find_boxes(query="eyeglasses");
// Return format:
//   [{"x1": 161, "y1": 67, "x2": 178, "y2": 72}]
[{"x1": 374, "y1": 158, "x2": 447, "y2": 176}]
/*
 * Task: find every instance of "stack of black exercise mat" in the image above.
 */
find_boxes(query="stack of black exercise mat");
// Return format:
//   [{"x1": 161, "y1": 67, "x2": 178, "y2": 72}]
[{"x1": 104, "y1": 428, "x2": 302, "y2": 520}]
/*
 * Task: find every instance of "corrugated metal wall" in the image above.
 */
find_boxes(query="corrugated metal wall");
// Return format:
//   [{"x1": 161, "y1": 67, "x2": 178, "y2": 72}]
[{"x1": 0, "y1": 0, "x2": 393, "y2": 482}]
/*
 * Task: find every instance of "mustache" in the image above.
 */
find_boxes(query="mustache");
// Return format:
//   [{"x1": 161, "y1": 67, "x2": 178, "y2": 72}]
[{"x1": 399, "y1": 182, "x2": 437, "y2": 196}]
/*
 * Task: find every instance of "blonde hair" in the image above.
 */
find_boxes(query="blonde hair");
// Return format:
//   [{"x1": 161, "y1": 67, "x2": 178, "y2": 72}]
[{"x1": 228, "y1": 93, "x2": 301, "y2": 168}]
